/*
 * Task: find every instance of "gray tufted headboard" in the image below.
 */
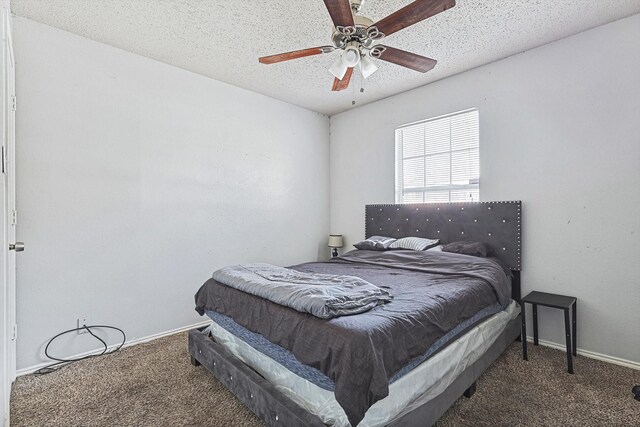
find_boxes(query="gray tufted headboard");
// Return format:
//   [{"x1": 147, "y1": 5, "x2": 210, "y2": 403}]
[{"x1": 365, "y1": 201, "x2": 522, "y2": 271}]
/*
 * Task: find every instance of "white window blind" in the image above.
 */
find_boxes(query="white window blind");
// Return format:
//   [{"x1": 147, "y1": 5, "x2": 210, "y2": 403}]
[{"x1": 395, "y1": 108, "x2": 479, "y2": 204}]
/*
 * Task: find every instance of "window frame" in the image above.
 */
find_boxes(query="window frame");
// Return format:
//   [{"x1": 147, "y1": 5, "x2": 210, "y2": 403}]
[{"x1": 395, "y1": 108, "x2": 480, "y2": 204}]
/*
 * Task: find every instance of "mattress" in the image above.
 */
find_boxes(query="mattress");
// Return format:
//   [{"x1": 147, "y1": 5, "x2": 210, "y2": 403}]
[
  {"x1": 206, "y1": 302, "x2": 503, "y2": 391},
  {"x1": 204, "y1": 300, "x2": 520, "y2": 427}
]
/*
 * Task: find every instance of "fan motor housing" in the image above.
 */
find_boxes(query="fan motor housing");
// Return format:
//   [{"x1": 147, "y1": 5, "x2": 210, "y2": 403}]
[{"x1": 331, "y1": 15, "x2": 376, "y2": 49}]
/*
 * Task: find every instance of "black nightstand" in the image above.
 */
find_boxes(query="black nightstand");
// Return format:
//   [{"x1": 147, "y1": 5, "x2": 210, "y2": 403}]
[{"x1": 521, "y1": 291, "x2": 577, "y2": 374}]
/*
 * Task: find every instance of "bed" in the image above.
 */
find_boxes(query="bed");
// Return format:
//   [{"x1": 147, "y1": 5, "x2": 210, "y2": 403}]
[{"x1": 189, "y1": 201, "x2": 523, "y2": 426}]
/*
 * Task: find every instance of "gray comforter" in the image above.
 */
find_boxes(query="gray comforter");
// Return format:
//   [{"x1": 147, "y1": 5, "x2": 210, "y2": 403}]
[
  {"x1": 212, "y1": 263, "x2": 392, "y2": 319},
  {"x1": 195, "y1": 249, "x2": 512, "y2": 426}
]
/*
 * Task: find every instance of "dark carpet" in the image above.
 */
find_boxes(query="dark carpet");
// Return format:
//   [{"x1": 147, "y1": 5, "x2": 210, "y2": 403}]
[{"x1": 11, "y1": 332, "x2": 640, "y2": 426}]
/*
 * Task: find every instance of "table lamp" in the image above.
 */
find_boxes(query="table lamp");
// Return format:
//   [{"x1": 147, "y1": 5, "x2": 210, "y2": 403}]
[{"x1": 328, "y1": 234, "x2": 344, "y2": 258}]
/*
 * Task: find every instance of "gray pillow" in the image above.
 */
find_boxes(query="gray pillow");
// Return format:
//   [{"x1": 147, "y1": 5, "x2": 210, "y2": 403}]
[
  {"x1": 442, "y1": 241, "x2": 488, "y2": 257},
  {"x1": 389, "y1": 237, "x2": 440, "y2": 251},
  {"x1": 353, "y1": 236, "x2": 397, "y2": 251}
]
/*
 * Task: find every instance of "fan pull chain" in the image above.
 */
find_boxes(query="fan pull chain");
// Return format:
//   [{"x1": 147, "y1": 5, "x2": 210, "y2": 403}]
[
  {"x1": 352, "y1": 71, "x2": 357, "y2": 105},
  {"x1": 352, "y1": 66, "x2": 365, "y2": 106}
]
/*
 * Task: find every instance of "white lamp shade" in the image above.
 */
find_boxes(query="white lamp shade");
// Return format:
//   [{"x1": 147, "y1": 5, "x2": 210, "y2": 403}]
[
  {"x1": 328, "y1": 235, "x2": 344, "y2": 248},
  {"x1": 329, "y1": 54, "x2": 348, "y2": 80},
  {"x1": 360, "y1": 55, "x2": 378, "y2": 79}
]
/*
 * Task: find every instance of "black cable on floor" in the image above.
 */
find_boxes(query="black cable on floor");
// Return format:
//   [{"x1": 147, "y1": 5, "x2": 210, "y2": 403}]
[{"x1": 34, "y1": 325, "x2": 126, "y2": 375}]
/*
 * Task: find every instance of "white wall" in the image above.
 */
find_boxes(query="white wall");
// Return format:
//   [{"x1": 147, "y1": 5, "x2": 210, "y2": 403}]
[
  {"x1": 330, "y1": 15, "x2": 640, "y2": 364},
  {"x1": 13, "y1": 18, "x2": 329, "y2": 371}
]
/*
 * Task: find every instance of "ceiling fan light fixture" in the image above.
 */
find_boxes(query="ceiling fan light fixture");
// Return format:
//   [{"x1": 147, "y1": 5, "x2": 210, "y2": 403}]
[
  {"x1": 360, "y1": 55, "x2": 378, "y2": 79},
  {"x1": 329, "y1": 53, "x2": 349, "y2": 80}
]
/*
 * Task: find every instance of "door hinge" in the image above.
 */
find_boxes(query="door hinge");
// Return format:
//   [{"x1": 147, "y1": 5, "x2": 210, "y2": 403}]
[
  {"x1": 1, "y1": 145, "x2": 4, "y2": 174},
  {"x1": 11, "y1": 95, "x2": 16, "y2": 112},
  {"x1": 11, "y1": 323, "x2": 17, "y2": 341},
  {"x1": 11, "y1": 209, "x2": 17, "y2": 225}
]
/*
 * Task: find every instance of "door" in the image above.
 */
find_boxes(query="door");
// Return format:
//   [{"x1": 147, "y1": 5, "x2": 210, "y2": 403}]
[
  {"x1": 1, "y1": 7, "x2": 16, "y2": 426},
  {"x1": 4, "y1": 5, "x2": 15, "y2": 383}
]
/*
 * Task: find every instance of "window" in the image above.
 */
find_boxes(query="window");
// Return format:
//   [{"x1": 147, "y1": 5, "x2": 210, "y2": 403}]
[{"x1": 395, "y1": 108, "x2": 479, "y2": 203}]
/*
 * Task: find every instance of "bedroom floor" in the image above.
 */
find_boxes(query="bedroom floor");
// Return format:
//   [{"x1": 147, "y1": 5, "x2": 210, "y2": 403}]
[{"x1": 10, "y1": 332, "x2": 639, "y2": 427}]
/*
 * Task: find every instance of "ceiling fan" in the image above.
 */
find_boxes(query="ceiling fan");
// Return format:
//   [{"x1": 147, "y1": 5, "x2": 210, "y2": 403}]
[{"x1": 259, "y1": 0, "x2": 456, "y2": 92}]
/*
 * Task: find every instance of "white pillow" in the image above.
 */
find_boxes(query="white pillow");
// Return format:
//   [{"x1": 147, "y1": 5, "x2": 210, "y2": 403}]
[{"x1": 389, "y1": 237, "x2": 440, "y2": 251}]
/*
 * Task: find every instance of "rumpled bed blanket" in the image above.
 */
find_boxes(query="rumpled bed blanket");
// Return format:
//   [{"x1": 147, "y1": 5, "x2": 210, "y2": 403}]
[{"x1": 212, "y1": 263, "x2": 393, "y2": 319}]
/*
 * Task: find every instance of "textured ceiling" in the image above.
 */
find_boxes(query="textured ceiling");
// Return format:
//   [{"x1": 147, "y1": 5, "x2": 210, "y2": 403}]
[{"x1": 11, "y1": 0, "x2": 640, "y2": 115}]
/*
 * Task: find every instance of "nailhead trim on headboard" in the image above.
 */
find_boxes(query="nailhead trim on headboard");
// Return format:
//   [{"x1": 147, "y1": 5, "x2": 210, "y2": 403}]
[{"x1": 365, "y1": 201, "x2": 522, "y2": 270}]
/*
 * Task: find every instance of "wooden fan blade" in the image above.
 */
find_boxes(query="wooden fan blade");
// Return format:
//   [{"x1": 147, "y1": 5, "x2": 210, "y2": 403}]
[
  {"x1": 373, "y1": 0, "x2": 455, "y2": 37},
  {"x1": 332, "y1": 67, "x2": 354, "y2": 91},
  {"x1": 376, "y1": 46, "x2": 437, "y2": 73},
  {"x1": 323, "y1": 0, "x2": 355, "y2": 28},
  {"x1": 259, "y1": 47, "x2": 328, "y2": 64}
]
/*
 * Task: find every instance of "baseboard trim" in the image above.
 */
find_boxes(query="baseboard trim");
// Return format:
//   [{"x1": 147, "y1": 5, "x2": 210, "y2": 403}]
[
  {"x1": 526, "y1": 336, "x2": 640, "y2": 371},
  {"x1": 16, "y1": 320, "x2": 212, "y2": 377},
  {"x1": 17, "y1": 323, "x2": 639, "y2": 376}
]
